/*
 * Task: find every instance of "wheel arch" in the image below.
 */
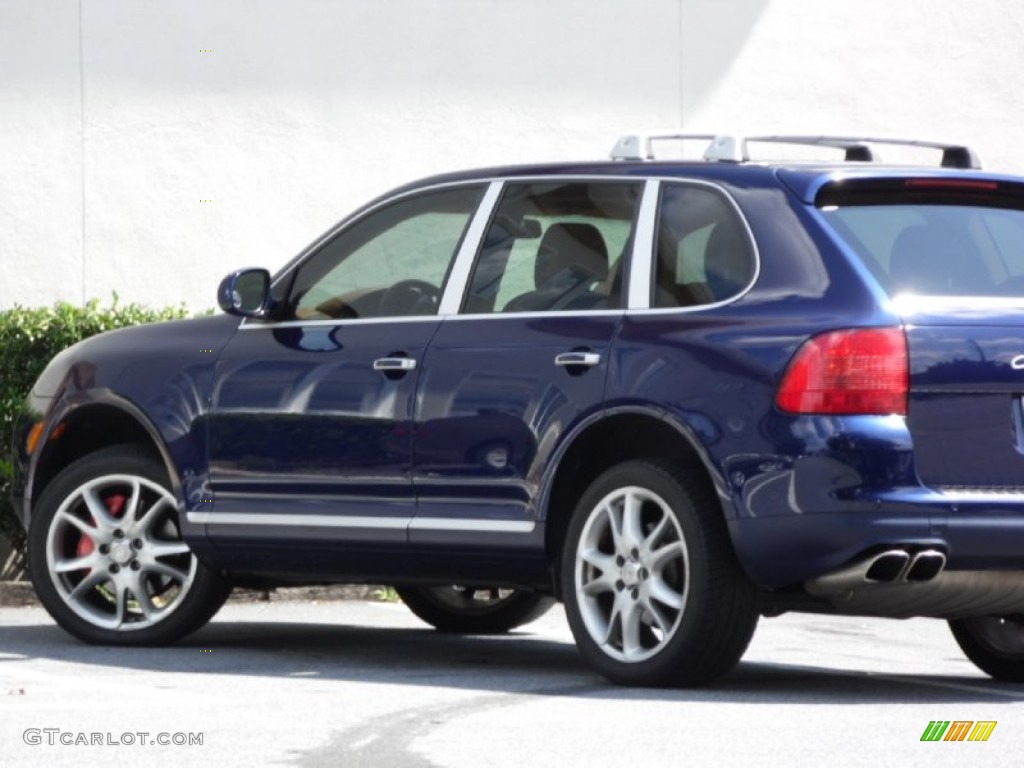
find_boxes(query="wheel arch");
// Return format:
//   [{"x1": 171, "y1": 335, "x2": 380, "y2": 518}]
[
  {"x1": 27, "y1": 392, "x2": 184, "y2": 524},
  {"x1": 540, "y1": 406, "x2": 730, "y2": 587}
]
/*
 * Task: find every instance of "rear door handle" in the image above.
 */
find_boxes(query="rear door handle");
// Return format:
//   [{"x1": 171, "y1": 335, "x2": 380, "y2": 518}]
[
  {"x1": 554, "y1": 352, "x2": 601, "y2": 368},
  {"x1": 373, "y1": 357, "x2": 417, "y2": 372}
]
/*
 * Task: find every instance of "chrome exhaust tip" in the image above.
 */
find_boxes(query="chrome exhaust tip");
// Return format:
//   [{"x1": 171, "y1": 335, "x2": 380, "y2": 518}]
[
  {"x1": 905, "y1": 550, "x2": 946, "y2": 582},
  {"x1": 806, "y1": 549, "x2": 911, "y2": 594},
  {"x1": 864, "y1": 550, "x2": 911, "y2": 582}
]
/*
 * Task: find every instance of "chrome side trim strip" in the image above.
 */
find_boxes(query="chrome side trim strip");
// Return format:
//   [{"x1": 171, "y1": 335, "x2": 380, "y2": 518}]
[
  {"x1": 409, "y1": 518, "x2": 536, "y2": 533},
  {"x1": 189, "y1": 512, "x2": 410, "y2": 528},
  {"x1": 188, "y1": 511, "x2": 535, "y2": 533}
]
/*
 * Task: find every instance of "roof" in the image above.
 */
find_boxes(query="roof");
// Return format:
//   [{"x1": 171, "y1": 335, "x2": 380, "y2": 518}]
[{"x1": 368, "y1": 132, "x2": 1019, "y2": 209}]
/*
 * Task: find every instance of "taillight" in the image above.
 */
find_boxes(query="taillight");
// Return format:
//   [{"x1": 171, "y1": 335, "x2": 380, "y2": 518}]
[{"x1": 775, "y1": 328, "x2": 907, "y2": 415}]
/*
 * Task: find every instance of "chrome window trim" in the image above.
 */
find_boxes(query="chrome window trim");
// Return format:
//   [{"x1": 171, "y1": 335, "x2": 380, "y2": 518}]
[
  {"x1": 239, "y1": 309, "x2": 627, "y2": 330},
  {"x1": 445, "y1": 309, "x2": 626, "y2": 322},
  {"x1": 187, "y1": 511, "x2": 534, "y2": 533},
  {"x1": 265, "y1": 174, "x2": 647, "y2": 293},
  {"x1": 245, "y1": 179, "x2": 493, "y2": 330},
  {"x1": 455, "y1": 175, "x2": 648, "y2": 318},
  {"x1": 239, "y1": 315, "x2": 444, "y2": 330},
  {"x1": 628, "y1": 175, "x2": 762, "y2": 313},
  {"x1": 437, "y1": 181, "x2": 504, "y2": 315},
  {"x1": 627, "y1": 179, "x2": 661, "y2": 309},
  {"x1": 265, "y1": 179, "x2": 494, "y2": 294},
  {"x1": 239, "y1": 173, "x2": 761, "y2": 328},
  {"x1": 244, "y1": 174, "x2": 645, "y2": 330}
]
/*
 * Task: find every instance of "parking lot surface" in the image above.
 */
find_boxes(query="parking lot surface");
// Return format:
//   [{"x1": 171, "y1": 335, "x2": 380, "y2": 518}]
[{"x1": 1, "y1": 599, "x2": 1021, "y2": 767}]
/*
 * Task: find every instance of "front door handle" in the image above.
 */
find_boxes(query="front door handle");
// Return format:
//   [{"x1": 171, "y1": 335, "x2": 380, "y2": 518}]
[
  {"x1": 554, "y1": 351, "x2": 601, "y2": 368},
  {"x1": 373, "y1": 357, "x2": 417, "y2": 372}
]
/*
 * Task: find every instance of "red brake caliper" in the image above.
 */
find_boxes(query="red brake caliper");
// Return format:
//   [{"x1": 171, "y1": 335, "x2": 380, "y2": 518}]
[{"x1": 74, "y1": 492, "x2": 126, "y2": 560}]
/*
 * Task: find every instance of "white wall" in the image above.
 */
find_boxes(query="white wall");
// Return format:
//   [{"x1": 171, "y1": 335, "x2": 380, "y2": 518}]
[{"x1": 1, "y1": 0, "x2": 1023, "y2": 311}]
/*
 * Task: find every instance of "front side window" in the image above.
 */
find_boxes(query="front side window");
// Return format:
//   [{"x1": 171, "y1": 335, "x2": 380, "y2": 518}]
[
  {"x1": 285, "y1": 185, "x2": 484, "y2": 320},
  {"x1": 654, "y1": 184, "x2": 756, "y2": 308},
  {"x1": 463, "y1": 181, "x2": 641, "y2": 313}
]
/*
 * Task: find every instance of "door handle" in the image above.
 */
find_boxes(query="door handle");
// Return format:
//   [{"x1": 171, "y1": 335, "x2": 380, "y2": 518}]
[
  {"x1": 554, "y1": 351, "x2": 601, "y2": 368},
  {"x1": 373, "y1": 357, "x2": 417, "y2": 372}
]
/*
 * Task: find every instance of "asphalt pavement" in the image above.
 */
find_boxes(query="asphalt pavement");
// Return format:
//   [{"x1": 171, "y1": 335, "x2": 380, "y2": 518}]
[{"x1": 1, "y1": 598, "x2": 1021, "y2": 767}]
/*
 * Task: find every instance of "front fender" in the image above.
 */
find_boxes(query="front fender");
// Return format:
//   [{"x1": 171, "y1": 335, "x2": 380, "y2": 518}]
[{"x1": 14, "y1": 313, "x2": 240, "y2": 547}]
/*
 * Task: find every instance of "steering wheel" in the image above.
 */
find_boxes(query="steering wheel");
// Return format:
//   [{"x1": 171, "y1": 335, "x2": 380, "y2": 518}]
[{"x1": 378, "y1": 279, "x2": 441, "y2": 316}]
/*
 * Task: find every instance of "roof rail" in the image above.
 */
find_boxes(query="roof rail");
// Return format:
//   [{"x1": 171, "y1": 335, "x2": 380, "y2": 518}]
[{"x1": 609, "y1": 132, "x2": 981, "y2": 169}]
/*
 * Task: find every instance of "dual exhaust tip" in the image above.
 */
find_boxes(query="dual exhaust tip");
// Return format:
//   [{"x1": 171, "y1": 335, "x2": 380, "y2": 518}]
[
  {"x1": 865, "y1": 549, "x2": 946, "y2": 583},
  {"x1": 807, "y1": 548, "x2": 947, "y2": 595}
]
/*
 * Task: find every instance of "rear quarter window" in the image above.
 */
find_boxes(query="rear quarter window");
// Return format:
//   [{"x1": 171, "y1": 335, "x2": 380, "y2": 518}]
[{"x1": 654, "y1": 184, "x2": 756, "y2": 307}]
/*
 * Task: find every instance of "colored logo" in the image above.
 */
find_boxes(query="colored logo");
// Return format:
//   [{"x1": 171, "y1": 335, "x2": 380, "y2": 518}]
[{"x1": 920, "y1": 720, "x2": 996, "y2": 742}]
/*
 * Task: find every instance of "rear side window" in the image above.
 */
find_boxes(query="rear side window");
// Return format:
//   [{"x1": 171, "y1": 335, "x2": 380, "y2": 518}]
[
  {"x1": 463, "y1": 181, "x2": 641, "y2": 313},
  {"x1": 819, "y1": 181, "x2": 1024, "y2": 297},
  {"x1": 654, "y1": 184, "x2": 756, "y2": 308}
]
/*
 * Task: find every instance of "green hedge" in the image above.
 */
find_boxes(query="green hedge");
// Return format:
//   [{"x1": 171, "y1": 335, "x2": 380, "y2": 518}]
[{"x1": 0, "y1": 296, "x2": 192, "y2": 570}]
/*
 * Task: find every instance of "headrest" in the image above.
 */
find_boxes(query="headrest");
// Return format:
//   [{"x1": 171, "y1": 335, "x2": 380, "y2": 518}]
[{"x1": 535, "y1": 223, "x2": 609, "y2": 288}]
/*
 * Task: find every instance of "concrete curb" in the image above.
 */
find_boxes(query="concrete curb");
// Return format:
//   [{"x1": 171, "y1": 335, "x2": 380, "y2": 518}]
[
  {"x1": 0, "y1": 581, "x2": 387, "y2": 608},
  {"x1": 0, "y1": 581, "x2": 36, "y2": 607}
]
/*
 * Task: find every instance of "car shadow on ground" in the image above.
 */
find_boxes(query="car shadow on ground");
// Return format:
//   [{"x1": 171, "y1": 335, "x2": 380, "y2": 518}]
[{"x1": 2, "y1": 615, "x2": 1021, "y2": 704}]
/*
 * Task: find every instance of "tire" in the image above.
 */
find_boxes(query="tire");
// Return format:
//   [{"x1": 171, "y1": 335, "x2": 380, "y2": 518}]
[
  {"x1": 28, "y1": 445, "x2": 232, "y2": 645},
  {"x1": 949, "y1": 616, "x2": 1024, "y2": 682},
  {"x1": 395, "y1": 585, "x2": 555, "y2": 634},
  {"x1": 561, "y1": 460, "x2": 758, "y2": 687}
]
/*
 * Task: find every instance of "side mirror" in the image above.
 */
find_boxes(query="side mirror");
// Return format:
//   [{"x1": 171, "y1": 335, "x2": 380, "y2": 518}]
[{"x1": 217, "y1": 268, "x2": 271, "y2": 317}]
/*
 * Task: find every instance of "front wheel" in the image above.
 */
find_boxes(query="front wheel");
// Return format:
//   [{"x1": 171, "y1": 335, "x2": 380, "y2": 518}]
[
  {"x1": 28, "y1": 445, "x2": 232, "y2": 645},
  {"x1": 395, "y1": 585, "x2": 554, "y2": 634},
  {"x1": 949, "y1": 616, "x2": 1024, "y2": 681},
  {"x1": 561, "y1": 460, "x2": 758, "y2": 687}
]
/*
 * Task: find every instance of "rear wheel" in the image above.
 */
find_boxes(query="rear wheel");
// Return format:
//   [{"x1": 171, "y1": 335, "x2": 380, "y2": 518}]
[
  {"x1": 949, "y1": 616, "x2": 1024, "y2": 681},
  {"x1": 395, "y1": 585, "x2": 554, "y2": 634},
  {"x1": 28, "y1": 445, "x2": 231, "y2": 645},
  {"x1": 561, "y1": 460, "x2": 758, "y2": 687}
]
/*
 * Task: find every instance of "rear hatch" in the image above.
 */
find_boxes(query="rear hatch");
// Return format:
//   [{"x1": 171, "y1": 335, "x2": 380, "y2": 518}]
[{"x1": 813, "y1": 175, "x2": 1024, "y2": 489}]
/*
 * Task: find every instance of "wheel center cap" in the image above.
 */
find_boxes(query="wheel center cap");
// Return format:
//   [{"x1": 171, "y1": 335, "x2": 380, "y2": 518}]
[
  {"x1": 621, "y1": 560, "x2": 642, "y2": 587},
  {"x1": 110, "y1": 541, "x2": 134, "y2": 566}
]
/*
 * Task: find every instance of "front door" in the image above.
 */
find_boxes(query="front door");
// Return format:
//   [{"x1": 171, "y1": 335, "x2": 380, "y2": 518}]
[{"x1": 203, "y1": 184, "x2": 485, "y2": 575}]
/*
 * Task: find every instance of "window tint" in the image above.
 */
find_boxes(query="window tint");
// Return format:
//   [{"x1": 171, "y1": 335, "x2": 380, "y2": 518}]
[
  {"x1": 654, "y1": 184, "x2": 755, "y2": 307},
  {"x1": 463, "y1": 181, "x2": 641, "y2": 313},
  {"x1": 821, "y1": 204, "x2": 1024, "y2": 297},
  {"x1": 285, "y1": 185, "x2": 483, "y2": 320}
]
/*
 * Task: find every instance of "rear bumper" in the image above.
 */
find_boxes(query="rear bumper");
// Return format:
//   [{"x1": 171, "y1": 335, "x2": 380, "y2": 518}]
[{"x1": 731, "y1": 489, "x2": 1024, "y2": 588}]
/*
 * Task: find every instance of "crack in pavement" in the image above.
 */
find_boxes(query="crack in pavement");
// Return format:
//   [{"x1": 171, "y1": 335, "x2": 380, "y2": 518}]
[{"x1": 289, "y1": 682, "x2": 608, "y2": 768}]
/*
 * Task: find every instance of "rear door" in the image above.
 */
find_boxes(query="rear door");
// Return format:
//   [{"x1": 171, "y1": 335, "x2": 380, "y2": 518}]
[
  {"x1": 816, "y1": 178, "x2": 1024, "y2": 488},
  {"x1": 409, "y1": 179, "x2": 643, "y2": 571}
]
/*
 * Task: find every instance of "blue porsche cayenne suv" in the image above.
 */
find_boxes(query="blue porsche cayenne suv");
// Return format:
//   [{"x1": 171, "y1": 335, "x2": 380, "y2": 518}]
[{"x1": 14, "y1": 132, "x2": 1024, "y2": 687}]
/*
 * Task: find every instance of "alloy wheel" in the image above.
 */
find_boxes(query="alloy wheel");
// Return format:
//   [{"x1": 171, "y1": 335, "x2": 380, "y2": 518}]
[
  {"x1": 44, "y1": 473, "x2": 197, "y2": 631},
  {"x1": 574, "y1": 485, "x2": 689, "y2": 663}
]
